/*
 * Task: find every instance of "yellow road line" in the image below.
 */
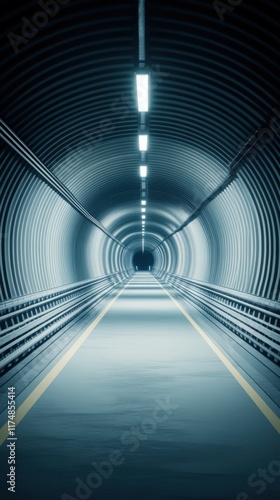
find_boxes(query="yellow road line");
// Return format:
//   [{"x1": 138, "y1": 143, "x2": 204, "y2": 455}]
[
  {"x1": 159, "y1": 282, "x2": 280, "y2": 434},
  {"x1": 0, "y1": 280, "x2": 130, "y2": 446}
]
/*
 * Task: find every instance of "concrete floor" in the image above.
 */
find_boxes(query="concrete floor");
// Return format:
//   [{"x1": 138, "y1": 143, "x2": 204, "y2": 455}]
[{"x1": 0, "y1": 273, "x2": 279, "y2": 499}]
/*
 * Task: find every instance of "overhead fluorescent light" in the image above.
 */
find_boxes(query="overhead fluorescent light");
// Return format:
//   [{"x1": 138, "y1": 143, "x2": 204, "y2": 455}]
[
  {"x1": 136, "y1": 74, "x2": 149, "y2": 112},
  {"x1": 142, "y1": 215, "x2": 146, "y2": 219},
  {"x1": 140, "y1": 165, "x2": 147, "y2": 178},
  {"x1": 141, "y1": 200, "x2": 146, "y2": 206},
  {"x1": 141, "y1": 208, "x2": 146, "y2": 213},
  {"x1": 139, "y1": 134, "x2": 148, "y2": 151}
]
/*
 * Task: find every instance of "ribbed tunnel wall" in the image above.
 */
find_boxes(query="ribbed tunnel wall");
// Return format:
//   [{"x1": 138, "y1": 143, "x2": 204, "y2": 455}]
[
  {"x1": 1, "y1": 137, "x2": 279, "y2": 301},
  {"x1": 0, "y1": 145, "x2": 129, "y2": 300},
  {"x1": 152, "y1": 153, "x2": 280, "y2": 299},
  {"x1": 1, "y1": 0, "x2": 279, "y2": 303}
]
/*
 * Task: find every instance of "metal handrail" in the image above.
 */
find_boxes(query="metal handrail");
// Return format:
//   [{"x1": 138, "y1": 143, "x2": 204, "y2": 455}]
[
  {"x1": 0, "y1": 270, "x2": 134, "y2": 373},
  {"x1": 153, "y1": 270, "x2": 280, "y2": 364},
  {"x1": 0, "y1": 272, "x2": 130, "y2": 315},
  {"x1": 154, "y1": 271, "x2": 279, "y2": 313}
]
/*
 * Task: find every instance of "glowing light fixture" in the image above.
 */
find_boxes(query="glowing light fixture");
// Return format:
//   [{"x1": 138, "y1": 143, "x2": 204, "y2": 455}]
[
  {"x1": 140, "y1": 165, "x2": 147, "y2": 178},
  {"x1": 136, "y1": 74, "x2": 149, "y2": 112},
  {"x1": 139, "y1": 134, "x2": 148, "y2": 151}
]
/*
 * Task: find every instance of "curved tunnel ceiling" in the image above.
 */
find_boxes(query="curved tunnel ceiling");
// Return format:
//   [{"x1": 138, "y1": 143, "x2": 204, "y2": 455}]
[{"x1": 0, "y1": 0, "x2": 279, "y2": 301}]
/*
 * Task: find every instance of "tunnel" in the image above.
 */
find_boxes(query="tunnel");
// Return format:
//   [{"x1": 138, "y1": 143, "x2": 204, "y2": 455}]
[
  {"x1": 0, "y1": 0, "x2": 280, "y2": 499},
  {"x1": 133, "y1": 250, "x2": 154, "y2": 270}
]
